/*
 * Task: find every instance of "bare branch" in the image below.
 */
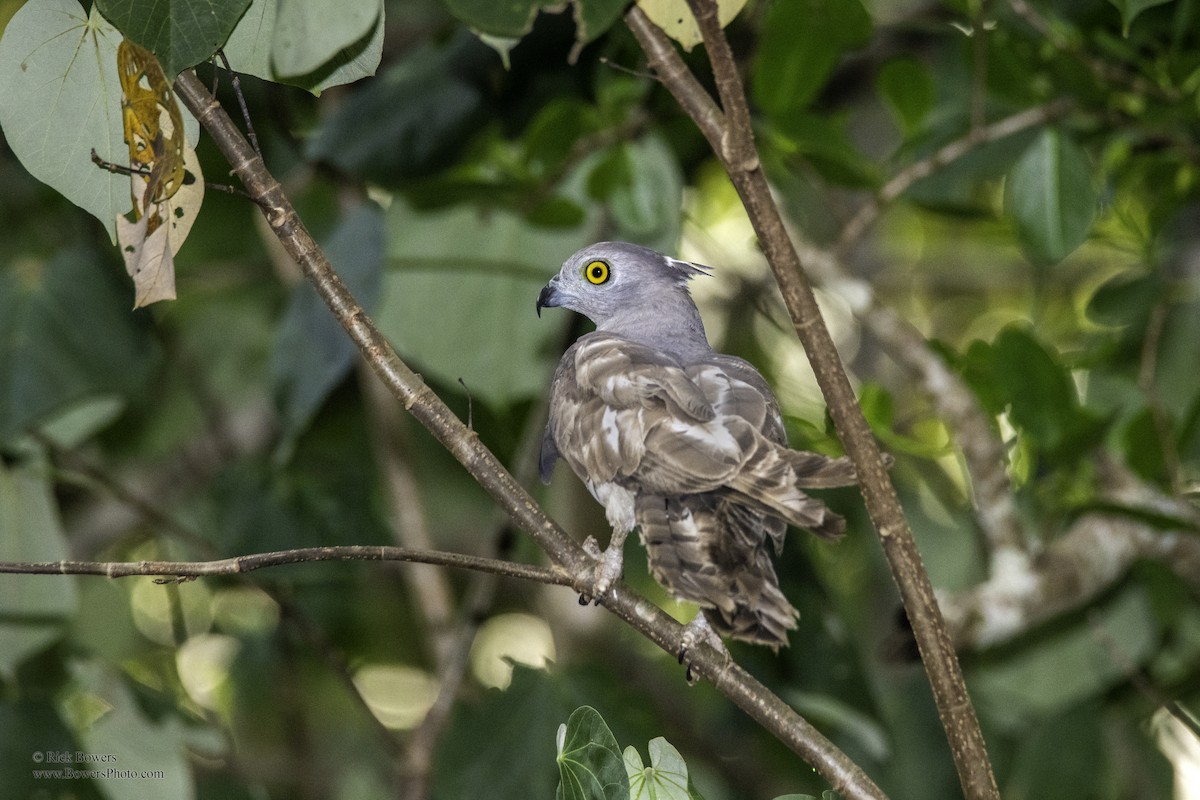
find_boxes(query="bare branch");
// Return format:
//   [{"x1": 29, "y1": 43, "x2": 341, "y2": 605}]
[
  {"x1": 0, "y1": 545, "x2": 571, "y2": 584},
  {"x1": 941, "y1": 453, "x2": 1200, "y2": 649},
  {"x1": 837, "y1": 100, "x2": 1072, "y2": 253},
  {"x1": 629, "y1": 5, "x2": 1000, "y2": 798}
]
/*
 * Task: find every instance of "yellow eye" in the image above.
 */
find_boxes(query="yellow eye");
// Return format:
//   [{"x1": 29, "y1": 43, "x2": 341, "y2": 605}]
[{"x1": 584, "y1": 260, "x2": 610, "y2": 285}]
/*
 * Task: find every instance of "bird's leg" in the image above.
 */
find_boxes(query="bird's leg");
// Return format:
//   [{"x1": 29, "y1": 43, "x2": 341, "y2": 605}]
[
  {"x1": 581, "y1": 526, "x2": 629, "y2": 602},
  {"x1": 678, "y1": 611, "x2": 730, "y2": 685}
]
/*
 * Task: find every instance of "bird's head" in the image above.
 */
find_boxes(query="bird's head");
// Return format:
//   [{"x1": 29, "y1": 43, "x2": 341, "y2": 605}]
[{"x1": 535, "y1": 242, "x2": 709, "y2": 328}]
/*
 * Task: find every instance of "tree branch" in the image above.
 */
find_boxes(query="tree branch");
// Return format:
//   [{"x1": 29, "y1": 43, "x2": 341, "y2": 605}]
[
  {"x1": 941, "y1": 455, "x2": 1200, "y2": 649},
  {"x1": 0, "y1": 545, "x2": 570, "y2": 584},
  {"x1": 790, "y1": 243, "x2": 1027, "y2": 558},
  {"x1": 169, "y1": 70, "x2": 888, "y2": 799},
  {"x1": 837, "y1": 100, "x2": 1073, "y2": 253},
  {"x1": 630, "y1": 5, "x2": 1000, "y2": 799}
]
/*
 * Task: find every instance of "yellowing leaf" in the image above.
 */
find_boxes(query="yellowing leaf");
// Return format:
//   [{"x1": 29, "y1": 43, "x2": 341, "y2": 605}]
[
  {"x1": 112, "y1": 38, "x2": 202, "y2": 306},
  {"x1": 636, "y1": 0, "x2": 748, "y2": 51},
  {"x1": 118, "y1": 39, "x2": 186, "y2": 211},
  {"x1": 116, "y1": 141, "x2": 204, "y2": 307}
]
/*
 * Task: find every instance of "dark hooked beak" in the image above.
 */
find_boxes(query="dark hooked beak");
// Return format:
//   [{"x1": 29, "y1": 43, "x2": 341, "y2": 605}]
[{"x1": 535, "y1": 281, "x2": 560, "y2": 318}]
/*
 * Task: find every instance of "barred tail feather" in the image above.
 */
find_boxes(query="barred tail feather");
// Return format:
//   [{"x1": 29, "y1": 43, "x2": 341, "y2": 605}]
[{"x1": 636, "y1": 495, "x2": 799, "y2": 649}]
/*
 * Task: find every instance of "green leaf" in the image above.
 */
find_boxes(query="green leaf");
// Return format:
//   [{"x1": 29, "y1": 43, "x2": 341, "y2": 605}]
[
  {"x1": 991, "y1": 326, "x2": 1081, "y2": 447},
  {"x1": 271, "y1": 0, "x2": 380, "y2": 78},
  {"x1": 1107, "y1": 0, "x2": 1175, "y2": 36},
  {"x1": 0, "y1": 458, "x2": 78, "y2": 678},
  {"x1": 441, "y1": 0, "x2": 553, "y2": 37},
  {"x1": 223, "y1": 0, "x2": 382, "y2": 92},
  {"x1": 787, "y1": 692, "x2": 890, "y2": 762},
  {"x1": 435, "y1": 665, "x2": 568, "y2": 799},
  {"x1": 572, "y1": 0, "x2": 628, "y2": 45},
  {"x1": 379, "y1": 198, "x2": 581, "y2": 407},
  {"x1": 70, "y1": 661, "x2": 196, "y2": 799},
  {"x1": 752, "y1": 0, "x2": 871, "y2": 115},
  {"x1": 877, "y1": 58, "x2": 933, "y2": 137},
  {"x1": 270, "y1": 204, "x2": 384, "y2": 445},
  {"x1": 625, "y1": 738, "x2": 698, "y2": 800},
  {"x1": 1121, "y1": 407, "x2": 1170, "y2": 484},
  {"x1": 1085, "y1": 271, "x2": 1159, "y2": 327},
  {"x1": 0, "y1": 249, "x2": 157, "y2": 444},
  {"x1": 305, "y1": 36, "x2": 485, "y2": 182},
  {"x1": 766, "y1": 111, "x2": 878, "y2": 188},
  {"x1": 0, "y1": 1, "x2": 124, "y2": 240},
  {"x1": 971, "y1": 583, "x2": 1159, "y2": 724},
  {"x1": 556, "y1": 706, "x2": 628, "y2": 800},
  {"x1": 0, "y1": 700, "x2": 81, "y2": 798},
  {"x1": 589, "y1": 137, "x2": 684, "y2": 239},
  {"x1": 1004, "y1": 128, "x2": 1096, "y2": 266},
  {"x1": 95, "y1": 0, "x2": 251, "y2": 76}
]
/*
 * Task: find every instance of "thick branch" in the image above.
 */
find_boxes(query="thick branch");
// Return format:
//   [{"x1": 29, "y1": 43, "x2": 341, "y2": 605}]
[
  {"x1": 943, "y1": 456, "x2": 1200, "y2": 648},
  {"x1": 629, "y1": 7, "x2": 1000, "y2": 799},
  {"x1": 170, "y1": 70, "x2": 887, "y2": 799},
  {"x1": 942, "y1": 513, "x2": 1200, "y2": 649}
]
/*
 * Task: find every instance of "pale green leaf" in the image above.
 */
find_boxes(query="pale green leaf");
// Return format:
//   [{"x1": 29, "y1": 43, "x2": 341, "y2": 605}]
[
  {"x1": 557, "y1": 706, "x2": 628, "y2": 800},
  {"x1": 636, "y1": 0, "x2": 748, "y2": 52},
  {"x1": 0, "y1": 459, "x2": 78, "y2": 678},
  {"x1": 0, "y1": 0, "x2": 126, "y2": 241},
  {"x1": 223, "y1": 0, "x2": 382, "y2": 92},
  {"x1": 626, "y1": 738, "x2": 693, "y2": 800},
  {"x1": 272, "y1": 0, "x2": 380, "y2": 78},
  {"x1": 0, "y1": 0, "x2": 200, "y2": 241}
]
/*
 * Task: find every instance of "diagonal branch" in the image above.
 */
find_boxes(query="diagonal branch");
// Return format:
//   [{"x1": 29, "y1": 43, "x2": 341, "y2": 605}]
[
  {"x1": 837, "y1": 99, "x2": 1073, "y2": 252},
  {"x1": 630, "y1": 5, "x2": 1000, "y2": 799},
  {"x1": 168, "y1": 70, "x2": 888, "y2": 800},
  {"x1": 792, "y1": 244, "x2": 1026, "y2": 558}
]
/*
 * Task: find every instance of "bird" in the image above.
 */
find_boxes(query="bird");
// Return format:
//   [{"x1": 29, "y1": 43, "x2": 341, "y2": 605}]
[{"x1": 535, "y1": 241, "x2": 860, "y2": 650}]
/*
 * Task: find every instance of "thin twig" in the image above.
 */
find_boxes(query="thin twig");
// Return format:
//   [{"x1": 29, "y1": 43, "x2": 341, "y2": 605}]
[
  {"x1": 90, "y1": 147, "x2": 259, "y2": 202},
  {"x1": 0, "y1": 545, "x2": 571, "y2": 584},
  {"x1": 837, "y1": 100, "x2": 1072, "y2": 252},
  {"x1": 215, "y1": 48, "x2": 262, "y2": 158}
]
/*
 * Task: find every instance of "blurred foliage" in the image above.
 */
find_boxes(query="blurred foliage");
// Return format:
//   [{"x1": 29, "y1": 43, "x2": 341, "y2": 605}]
[{"x1": 1, "y1": 0, "x2": 1199, "y2": 798}]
